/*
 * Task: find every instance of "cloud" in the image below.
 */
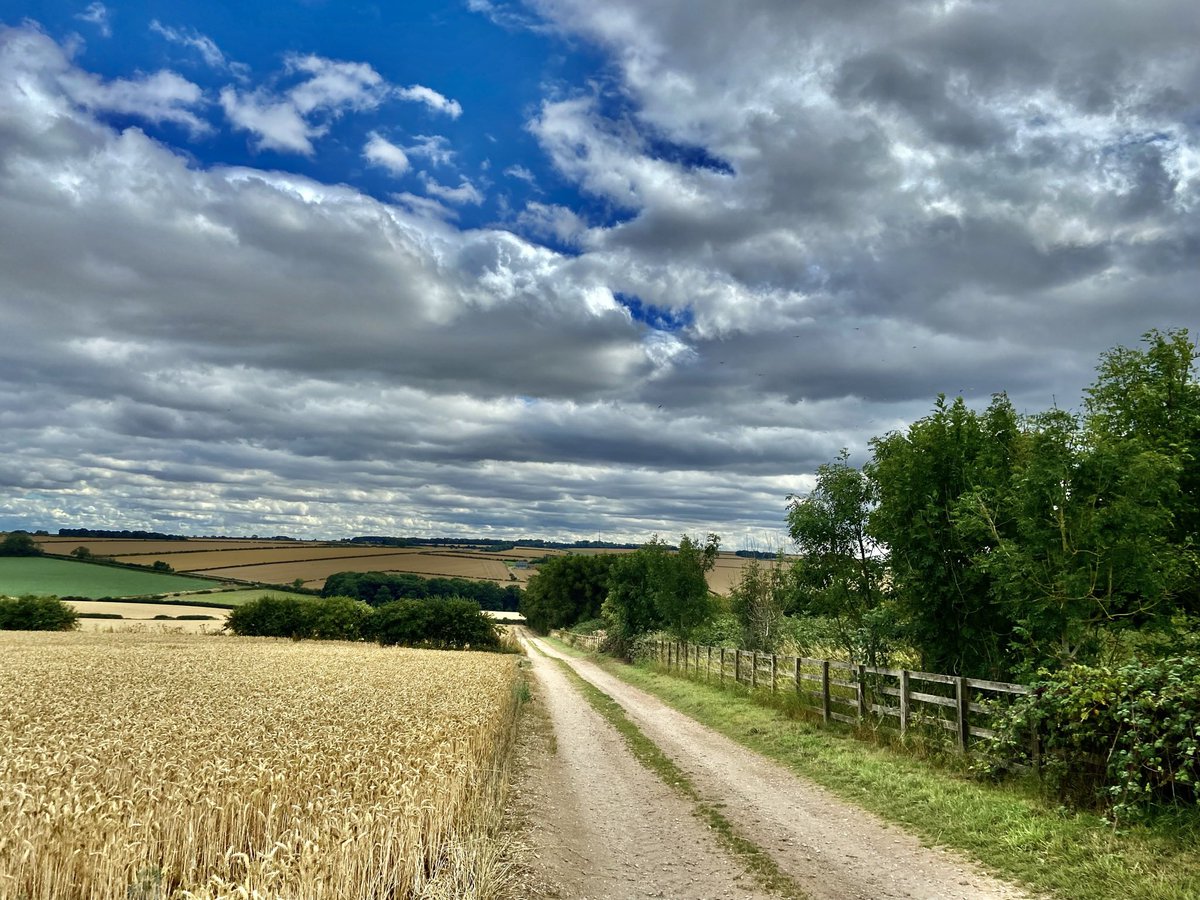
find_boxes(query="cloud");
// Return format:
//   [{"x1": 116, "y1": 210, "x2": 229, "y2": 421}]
[
  {"x1": 219, "y1": 54, "x2": 393, "y2": 154},
  {"x1": 404, "y1": 134, "x2": 455, "y2": 166},
  {"x1": 421, "y1": 174, "x2": 485, "y2": 205},
  {"x1": 150, "y1": 20, "x2": 249, "y2": 79},
  {"x1": 2, "y1": 25, "x2": 207, "y2": 134},
  {"x1": 75, "y1": 2, "x2": 110, "y2": 37},
  {"x1": 395, "y1": 84, "x2": 462, "y2": 118},
  {"x1": 2, "y1": 6, "x2": 1199, "y2": 543},
  {"x1": 219, "y1": 86, "x2": 317, "y2": 153},
  {"x1": 363, "y1": 131, "x2": 410, "y2": 175},
  {"x1": 504, "y1": 163, "x2": 537, "y2": 185}
]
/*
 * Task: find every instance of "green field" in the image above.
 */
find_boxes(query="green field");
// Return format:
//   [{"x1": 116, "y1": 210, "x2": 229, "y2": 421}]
[
  {"x1": 0, "y1": 557, "x2": 222, "y2": 599},
  {"x1": 187, "y1": 588, "x2": 316, "y2": 608}
]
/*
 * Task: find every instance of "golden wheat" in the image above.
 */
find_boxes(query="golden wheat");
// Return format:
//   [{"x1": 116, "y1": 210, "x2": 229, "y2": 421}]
[{"x1": 0, "y1": 632, "x2": 520, "y2": 900}]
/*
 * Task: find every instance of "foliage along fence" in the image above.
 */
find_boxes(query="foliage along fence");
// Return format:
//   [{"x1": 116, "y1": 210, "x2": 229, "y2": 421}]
[{"x1": 649, "y1": 640, "x2": 1032, "y2": 755}]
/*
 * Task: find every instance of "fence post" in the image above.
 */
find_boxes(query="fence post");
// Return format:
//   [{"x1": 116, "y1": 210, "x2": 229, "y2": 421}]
[
  {"x1": 695, "y1": 643, "x2": 701, "y2": 676},
  {"x1": 707, "y1": 645, "x2": 712, "y2": 681},
  {"x1": 770, "y1": 654, "x2": 777, "y2": 693},
  {"x1": 793, "y1": 656, "x2": 801, "y2": 701},
  {"x1": 821, "y1": 660, "x2": 831, "y2": 723},
  {"x1": 735, "y1": 649, "x2": 741, "y2": 684},
  {"x1": 751, "y1": 651, "x2": 758, "y2": 689},
  {"x1": 857, "y1": 664, "x2": 867, "y2": 723},
  {"x1": 955, "y1": 676, "x2": 969, "y2": 752},
  {"x1": 899, "y1": 669, "x2": 910, "y2": 736},
  {"x1": 720, "y1": 647, "x2": 726, "y2": 683}
]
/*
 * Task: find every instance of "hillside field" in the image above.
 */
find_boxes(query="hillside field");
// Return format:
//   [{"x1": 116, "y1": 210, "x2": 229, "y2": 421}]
[
  {"x1": 0, "y1": 632, "x2": 520, "y2": 897},
  {"x1": 22, "y1": 535, "x2": 773, "y2": 595},
  {"x1": 0, "y1": 557, "x2": 222, "y2": 599}
]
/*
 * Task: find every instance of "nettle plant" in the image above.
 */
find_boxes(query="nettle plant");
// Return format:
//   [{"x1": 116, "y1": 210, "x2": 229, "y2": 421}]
[{"x1": 982, "y1": 656, "x2": 1200, "y2": 822}]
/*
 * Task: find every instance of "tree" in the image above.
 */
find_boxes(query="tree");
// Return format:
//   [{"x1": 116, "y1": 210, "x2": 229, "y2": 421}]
[
  {"x1": 868, "y1": 394, "x2": 1021, "y2": 676},
  {"x1": 520, "y1": 554, "x2": 615, "y2": 633},
  {"x1": 960, "y1": 408, "x2": 1185, "y2": 672},
  {"x1": 71, "y1": 546, "x2": 92, "y2": 560},
  {"x1": 150, "y1": 560, "x2": 173, "y2": 573},
  {"x1": 601, "y1": 534, "x2": 721, "y2": 650},
  {"x1": 0, "y1": 532, "x2": 43, "y2": 557},
  {"x1": 787, "y1": 452, "x2": 890, "y2": 663},
  {"x1": 1084, "y1": 328, "x2": 1200, "y2": 615},
  {"x1": 729, "y1": 556, "x2": 793, "y2": 651}
]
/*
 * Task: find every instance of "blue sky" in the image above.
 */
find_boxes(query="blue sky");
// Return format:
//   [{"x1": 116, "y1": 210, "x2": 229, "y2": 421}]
[{"x1": 0, "y1": 0, "x2": 1197, "y2": 543}]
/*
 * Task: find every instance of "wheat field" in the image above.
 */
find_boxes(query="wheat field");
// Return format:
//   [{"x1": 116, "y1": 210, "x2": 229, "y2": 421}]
[{"x1": 0, "y1": 632, "x2": 521, "y2": 899}]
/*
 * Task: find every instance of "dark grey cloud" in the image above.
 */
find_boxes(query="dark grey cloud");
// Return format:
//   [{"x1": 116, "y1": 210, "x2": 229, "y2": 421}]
[{"x1": 2, "y1": 3, "x2": 1199, "y2": 544}]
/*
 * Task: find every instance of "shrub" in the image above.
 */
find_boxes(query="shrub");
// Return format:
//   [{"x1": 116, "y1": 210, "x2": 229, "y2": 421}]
[
  {"x1": 367, "y1": 597, "x2": 500, "y2": 650},
  {"x1": 982, "y1": 656, "x2": 1200, "y2": 820},
  {"x1": 0, "y1": 596, "x2": 78, "y2": 631},
  {"x1": 0, "y1": 532, "x2": 42, "y2": 557}
]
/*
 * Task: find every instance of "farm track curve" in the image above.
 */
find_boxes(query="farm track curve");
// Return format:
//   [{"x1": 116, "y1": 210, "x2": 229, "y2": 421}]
[
  {"x1": 520, "y1": 632, "x2": 1035, "y2": 900},
  {"x1": 514, "y1": 631, "x2": 778, "y2": 900}
]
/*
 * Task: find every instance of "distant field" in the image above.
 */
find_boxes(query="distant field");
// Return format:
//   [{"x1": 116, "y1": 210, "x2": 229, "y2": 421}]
[
  {"x1": 16, "y1": 537, "x2": 777, "y2": 595},
  {"x1": 0, "y1": 557, "x2": 222, "y2": 599},
  {"x1": 116, "y1": 546, "x2": 424, "y2": 571},
  {"x1": 190, "y1": 588, "x2": 316, "y2": 607},
  {"x1": 193, "y1": 552, "x2": 513, "y2": 588},
  {"x1": 37, "y1": 537, "x2": 306, "y2": 556}
]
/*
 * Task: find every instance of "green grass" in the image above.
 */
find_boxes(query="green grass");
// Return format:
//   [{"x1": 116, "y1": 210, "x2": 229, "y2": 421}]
[
  {"x1": 0, "y1": 557, "x2": 222, "y2": 599},
  {"x1": 546, "y1": 640, "x2": 1200, "y2": 900},
  {"x1": 178, "y1": 588, "x2": 316, "y2": 608}
]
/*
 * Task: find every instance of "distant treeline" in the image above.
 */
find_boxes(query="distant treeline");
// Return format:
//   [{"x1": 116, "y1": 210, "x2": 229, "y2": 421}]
[
  {"x1": 58, "y1": 528, "x2": 188, "y2": 541},
  {"x1": 345, "y1": 535, "x2": 643, "y2": 551},
  {"x1": 56, "y1": 528, "x2": 297, "y2": 541},
  {"x1": 322, "y1": 571, "x2": 522, "y2": 611}
]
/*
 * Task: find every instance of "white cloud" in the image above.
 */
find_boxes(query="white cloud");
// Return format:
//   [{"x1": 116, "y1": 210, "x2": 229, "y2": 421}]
[
  {"x1": 504, "y1": 163, "x2": 538, "y2": 185},
  {"x1": 284, "y1": 53, "x2": 388, "y2": 115},
  {"x1": 421, "y1": 174, "x2": 485, "y2": 205},
  {"x1": 75, "y1": 2, "x2": 111, "y2": 38},
  {"x1": 395, "y1": 84, "x2": 462, "y2": 118},
  {"x1": 220, "y1": 86, "x2": 317, "y2": 154},
  {"x1": 404, "y1": 134, "x2": 455, "y2": 166},
  {"x1": 363, "y1": 131, "x2": 410, "y2": 175},
  {"x1": 149, "y1": 20, "x2": 248, "y2": 79},
  {"x1": 1, "y1": 26, "x2": 207, "y2": 134}
]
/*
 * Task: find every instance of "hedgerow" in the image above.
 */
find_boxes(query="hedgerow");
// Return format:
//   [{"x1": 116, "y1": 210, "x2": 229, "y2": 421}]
[{"x1": 982, "y1": 656, "x2": 1200, "y2": 821}]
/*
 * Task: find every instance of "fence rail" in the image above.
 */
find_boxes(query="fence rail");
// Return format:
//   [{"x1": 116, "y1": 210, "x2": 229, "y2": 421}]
[
  {"x1": 652, "y1": 639, "x2": 1030, "y2": 755},
  {"x1": 548, "y1": 631, "x2": 1034, "y2": 758}
]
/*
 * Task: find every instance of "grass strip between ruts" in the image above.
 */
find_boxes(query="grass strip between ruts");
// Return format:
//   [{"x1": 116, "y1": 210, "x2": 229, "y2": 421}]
[
  {"x1": 543, "y1": 637, "x2": 1200, "y2": 900},
  {"x1": 531, "y1": 640, "x2": 809, "y2": 900}
]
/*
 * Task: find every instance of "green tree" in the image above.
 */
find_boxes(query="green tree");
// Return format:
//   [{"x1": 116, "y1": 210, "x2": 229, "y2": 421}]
[
  {"x1": 787, "y1": 452, "x2": 890, "y2": 663},
  {"x1": 0, "y1": 532, "x2": 43, "y2": 557},
  {"x1": 0, "y1": 595, "x2": 78, "y2": 630},
  {"x1": 601, "y1": 534, "x2": 721, "y2": 649},
  {"x1": 1084, "y1": 328, "x2": 1200, "y2": 615},
  {"x1": 963, "y1": 409, "x2": 1185, "y2": 672},
  {"x1": 520, "y1": 554, "x2": 615, "y2": 633},
  {"x1": 728, "y1": 556, "x2": 793, "y2": 651},
  {"x1": 868, "y1": 394, "x2": 1021, "y2": 676},
  {"x1": 71, "y1": 546, "x2": 92, "y2": 560}
]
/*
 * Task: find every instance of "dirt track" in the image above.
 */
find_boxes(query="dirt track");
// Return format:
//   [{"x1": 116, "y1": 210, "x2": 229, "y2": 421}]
[
  {"x1": 515, "y1": 632, "x2": 775, "y2": 899},
  {"x1": 518, "y1": 632, "x2": 1033, "y2": 900}
]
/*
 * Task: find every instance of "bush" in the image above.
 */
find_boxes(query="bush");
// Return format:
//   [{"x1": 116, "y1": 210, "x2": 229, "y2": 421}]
[
  {"x1": 225, "y1": 595, "x2": 372, "y2": 641},
  {"x1": 0, "y1": 532, "x2": 43, "y2": 557},
  {"x1": 367, "y1": 597, "x2": 500, "y2": 650},
  {"x1": 982, "y1": 656, "x2": 1200, "y2": 820},
  {"x1": 0, "y1": 595, "x2": 79, "y2": 630},
  {"x1": 225, "y1": 594, "x2": 499, "y2": 650}
]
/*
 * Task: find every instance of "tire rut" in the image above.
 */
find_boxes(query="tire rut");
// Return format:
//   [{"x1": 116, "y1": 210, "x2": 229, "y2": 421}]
[{"x1": 528, "y1": 634, "x2": 1036, "y2": 900}]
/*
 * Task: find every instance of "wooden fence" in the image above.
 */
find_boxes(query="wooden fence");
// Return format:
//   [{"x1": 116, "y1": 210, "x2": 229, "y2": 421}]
[{"x1": 651, "y1": 640, "x2": 1032, "y2": 755}]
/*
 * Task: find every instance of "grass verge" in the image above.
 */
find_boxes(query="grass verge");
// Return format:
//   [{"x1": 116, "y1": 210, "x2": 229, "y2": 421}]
[
  {"x1": 544, "y1": 653, "x2": 809, "y2": 900},
  {"x1": 545, "y1": 639, "x2": 1200, "y2": 900}
]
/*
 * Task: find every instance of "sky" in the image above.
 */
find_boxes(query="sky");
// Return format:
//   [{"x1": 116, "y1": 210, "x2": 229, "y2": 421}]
[{"x1": 0, "y1": 0, "x2": 1197, "y2": 547}]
